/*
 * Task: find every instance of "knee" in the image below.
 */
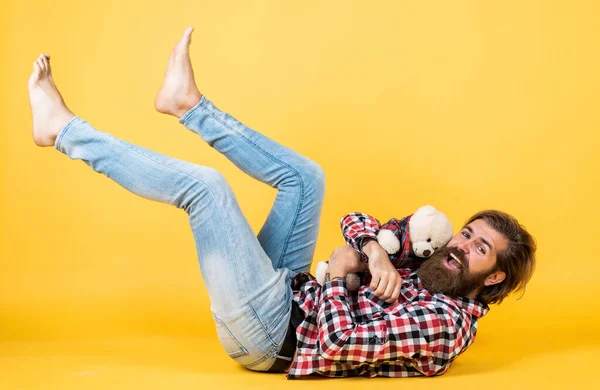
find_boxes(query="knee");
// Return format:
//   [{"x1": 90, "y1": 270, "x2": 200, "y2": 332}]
[
  {"x1": 299, "y1": 160, "x2": 325, "y2": 196},
  {"x1": 180, "y1": 167, "x2": 231, "y2": 211},
  {"x1": 197, "y1": 166, "x2": 228, "y2": 187},
  {"x1": 189, "y1": 166, "x2": 230, "y2": 194}
]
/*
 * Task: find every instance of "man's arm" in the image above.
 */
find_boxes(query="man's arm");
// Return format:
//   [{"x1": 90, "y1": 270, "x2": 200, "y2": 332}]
[
  {"x1": 363, "y1": 239, "x2": 387, "y2": 258},
  {"x1": 341, "y1": 213, "x2": 414, "y2": 264},
  {"x1": 360, "y1": 215, "x2": 428, "y2": 272},
  {"x1": 339, "y1": 213, "x2": 403, "y2": 303},
  {"x1": 316, "y1": 279, "x2": 466, "y2": 376},
  {"x1": 340, "y1": 212, "x2": 382, "y2": 255}
]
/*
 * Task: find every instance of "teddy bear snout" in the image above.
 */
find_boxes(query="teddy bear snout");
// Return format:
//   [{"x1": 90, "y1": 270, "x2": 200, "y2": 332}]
[{"x1": 413, "y1": 242, "x2": 435, "y2": 258}]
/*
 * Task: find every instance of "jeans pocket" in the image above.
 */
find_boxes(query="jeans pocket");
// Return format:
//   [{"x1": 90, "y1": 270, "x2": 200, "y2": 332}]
[{"x1": 213, "y1": 314, "x2": 249, "y2": 359}]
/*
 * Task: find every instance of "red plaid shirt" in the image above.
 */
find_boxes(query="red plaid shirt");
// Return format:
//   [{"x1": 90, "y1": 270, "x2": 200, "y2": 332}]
[{"x1": 286, "y1": 212, "x2": 489, "y2": 379}]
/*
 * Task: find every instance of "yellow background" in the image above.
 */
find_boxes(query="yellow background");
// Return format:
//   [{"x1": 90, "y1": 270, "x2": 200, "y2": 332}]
[{"x1": 1, "y1": 0, "x2": 599, "y2": 388}]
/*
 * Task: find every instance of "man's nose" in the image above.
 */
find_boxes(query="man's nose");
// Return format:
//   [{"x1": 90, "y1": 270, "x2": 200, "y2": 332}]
[{"x1": 456, "y1": 241, "x2": 469, "y2": 253}]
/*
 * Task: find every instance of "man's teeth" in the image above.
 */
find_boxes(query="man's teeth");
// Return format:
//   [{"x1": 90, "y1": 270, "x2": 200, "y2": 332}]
[{"x1": 449, "y1": 253, "x2": 463, "y2": 267}]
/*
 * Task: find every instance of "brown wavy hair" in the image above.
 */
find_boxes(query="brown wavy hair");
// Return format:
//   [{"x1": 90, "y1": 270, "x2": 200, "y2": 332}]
[{"x1": 465, "y1": 210, "x2": 537, "y2": 305}]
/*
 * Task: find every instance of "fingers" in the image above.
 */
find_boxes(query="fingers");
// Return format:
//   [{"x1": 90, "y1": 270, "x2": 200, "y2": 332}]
[
  {"x1": 371, "y1": 274, "x2": 402, "y2": 303},
  {"x1": 382, "y1": 282, "x2": 396, "y2": 303},
  {"x1": 376, "y1": 278, "x2": 395, "y2": 303},
  {"x1": 370, "y1": 275, "x2": 381, "y2": 291},
  {"x1": 382, "y1": 283, "x2": 401, "y2": 304},
  {"x1": 391, "y1": 284, "x2": 401, "y2": 303},
  {"x1": 368, "y1": 258, "x2": 402, "y2": 303},
  {"x1": 374, "y1": 276, "x2": 388, "y2": 298}
]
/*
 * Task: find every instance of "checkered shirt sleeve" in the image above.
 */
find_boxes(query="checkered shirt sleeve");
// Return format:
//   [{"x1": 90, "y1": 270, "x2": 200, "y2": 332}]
[
  {"x1": 340, "y1": 212, "x2": 382, "y2": 254},
  {"x1": 340, "y1": 212, "x2": 423, "y2": 270}
]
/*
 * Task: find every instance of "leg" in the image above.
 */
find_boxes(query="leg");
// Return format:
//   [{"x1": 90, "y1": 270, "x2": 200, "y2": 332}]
[
  {"x1": 155, "y1": 28, "x2": 326, "y2": 274},
  {"x1": 179, "y1": 96, "x2": 326, "y2": 274},
  {"x1": 28, "y1": 55, "x2": 293, "y2": 371}
]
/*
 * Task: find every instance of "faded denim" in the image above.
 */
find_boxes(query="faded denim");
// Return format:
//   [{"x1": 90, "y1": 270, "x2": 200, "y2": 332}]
[{"x1": 54, "y1": 96, "x2": 325, "y2": 371}]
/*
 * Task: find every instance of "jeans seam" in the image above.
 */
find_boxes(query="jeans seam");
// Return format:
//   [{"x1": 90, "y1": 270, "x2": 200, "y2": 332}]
[
  {"x1": 268, "y1": 303, "x2": 290, "y2": 335},
  {"x1": 213, "y1": 314, "x2": 249, "y2": 358},
  {"x1": 111, "y1": 138, "x2": 251, "y2": 326},
  {"x1": 184, "y1": 98, "x2": 310, "y2": 343},
  {"x1": 198, "y1": 101, "x2": 307, "y2": 271},
  {"x1": 57, "y1": 116, "x2": 257, "y2": 347},
  {"x1": 266, "y1": 280, "x2": 293, "y2": 335},
  {"x1": 244, "y1": 343, "x2": 281, "y2": 369},
  {"x1": 114, "y1": 113, "x2": 281, "y2": 346}
]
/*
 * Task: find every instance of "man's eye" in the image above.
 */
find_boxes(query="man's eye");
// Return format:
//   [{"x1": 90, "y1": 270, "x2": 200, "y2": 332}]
[
  {"x1": 478, "y1": 246, "x2": 485, "y2": 254},
  {"x1": 462, "y1": 231, "x2": 470, "y2": 239}
]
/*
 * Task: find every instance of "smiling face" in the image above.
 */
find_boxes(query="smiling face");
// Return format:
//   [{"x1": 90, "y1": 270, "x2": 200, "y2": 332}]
[
  {"x1": 447, "y1": 219, "x2": 509, "y2": 277},
  {"x1": 417, "y1": 219, "x2": 509, "y2": 300}
]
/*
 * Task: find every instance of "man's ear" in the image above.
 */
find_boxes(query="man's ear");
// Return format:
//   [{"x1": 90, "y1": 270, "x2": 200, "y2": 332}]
[{"x1": 484, "y1": 271, "x2": 506, "y2": 286}]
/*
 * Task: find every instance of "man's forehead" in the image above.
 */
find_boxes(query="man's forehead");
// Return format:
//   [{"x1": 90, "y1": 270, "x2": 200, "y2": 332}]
[{"x1": 463, "y1": 219, "x2": 508, "y2": 253}]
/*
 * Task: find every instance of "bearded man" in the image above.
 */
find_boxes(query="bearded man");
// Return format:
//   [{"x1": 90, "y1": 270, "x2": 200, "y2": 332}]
[
  {"x1": 28, "y1": 25, "x2": 536, "y2": 379},
  {"x1": 282, "y1": 210, "x2": 536, "y2": 378}
]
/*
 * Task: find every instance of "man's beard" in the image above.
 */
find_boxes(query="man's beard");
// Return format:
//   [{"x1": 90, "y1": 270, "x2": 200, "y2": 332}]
[{"x1": 416, "y1": 246, "x2": 493, "y2": 300}]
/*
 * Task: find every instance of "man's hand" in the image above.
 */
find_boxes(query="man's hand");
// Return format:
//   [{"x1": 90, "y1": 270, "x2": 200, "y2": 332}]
[
  {"x1": 327, "y1": 245, "x2": 367, "y2": 280},
  {"x1": 363, "y1": 240, "x2": 402, "y2": 303}
]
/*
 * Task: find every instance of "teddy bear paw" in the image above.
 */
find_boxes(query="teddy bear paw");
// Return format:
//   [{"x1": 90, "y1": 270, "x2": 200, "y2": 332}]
[
  {"x1": 377, "y1": 229, "x2": 401, "y2": 254},
  {"x1": 315, "y1": 261, "x2": 329, "y2": 285}
]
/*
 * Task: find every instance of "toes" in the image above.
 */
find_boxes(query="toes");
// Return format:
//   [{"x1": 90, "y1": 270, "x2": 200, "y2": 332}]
[
  {"x1": 37, "y1": 58, "x2": 46, "y2": 72},
  {"x1": 183, "y1": 26, "x2": 194, "y2": 37},
  {"x1": 40, "y1": 55, "x2": 50, "y2": 72},
  {"x1": 180, "y1": 26, "x2": 194, "y2": 44},
  {"x1": 45, "y1": 56, "x2": 52, "y2": 73},
  {"x1": 32, "y1": 60, "x2": 41, "y2": 74}
]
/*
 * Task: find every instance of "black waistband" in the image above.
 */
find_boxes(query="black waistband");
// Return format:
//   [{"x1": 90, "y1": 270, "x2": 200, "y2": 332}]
[
  {"x1": 267, "y1": 274, "x2": 310, "y2": 373},
  {"x1": 266, "y1": 309, "x2": 297, "y2": 372}
]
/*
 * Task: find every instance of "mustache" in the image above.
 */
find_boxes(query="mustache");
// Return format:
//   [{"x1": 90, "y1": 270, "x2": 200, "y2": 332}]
[{"x1": 440, "y1": 246, "x2": 468, "y2": 269}]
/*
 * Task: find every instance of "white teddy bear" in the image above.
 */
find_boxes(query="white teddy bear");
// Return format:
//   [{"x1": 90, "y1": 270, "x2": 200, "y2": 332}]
[
  {"x1": 398, "y1": 205, "x2": 453, "y2": 258},
  {"x1": 315, "y1": 205, "x2": 453, "y2": 290}
]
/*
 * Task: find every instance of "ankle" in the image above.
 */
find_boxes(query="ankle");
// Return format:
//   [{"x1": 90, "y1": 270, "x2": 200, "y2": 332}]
[
  {"x1": 173, "y1": 94, "x2": 202, "y2": 118},
  {"x1": 184, "y1": 92, "x2": 202, "y2": 112}
]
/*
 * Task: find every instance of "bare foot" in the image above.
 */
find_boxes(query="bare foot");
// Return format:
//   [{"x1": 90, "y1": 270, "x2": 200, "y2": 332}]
[
  {"x1": 27, "y1": 53, "x2": 76, "y2": 146},
  {"x1": 155, "y1": 26, "x2": 203, "y2": 118}
]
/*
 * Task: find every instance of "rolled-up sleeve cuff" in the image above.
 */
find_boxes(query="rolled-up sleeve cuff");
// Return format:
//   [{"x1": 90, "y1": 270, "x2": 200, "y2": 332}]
[
  {"x1": 322, "y1": 279, "x2": 349, "y2": 299},
  {"x1": 358, "y1": 236, "x2": 378, "y2": 252}
]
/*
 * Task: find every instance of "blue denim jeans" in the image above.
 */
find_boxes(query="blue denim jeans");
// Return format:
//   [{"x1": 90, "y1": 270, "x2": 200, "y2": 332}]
[{"x1": 54, "y1": 96, "x2": 325, "y2": 371}]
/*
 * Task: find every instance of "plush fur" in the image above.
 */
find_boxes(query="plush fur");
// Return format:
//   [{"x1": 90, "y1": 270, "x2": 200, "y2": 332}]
[
  {"x1": 315, "y1": 205, "x2": 453, "y2": 291},
  {"x1": 378, "y1": 205, "x2": 453, "y2": 258}
]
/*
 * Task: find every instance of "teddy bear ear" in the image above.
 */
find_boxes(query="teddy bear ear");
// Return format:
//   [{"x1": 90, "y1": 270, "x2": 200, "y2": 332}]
[
  {"x1": 430, "y1": 213, "x2": 453, "y2": 243},
  {"x1": 417, "y1": 204, "x2": 436, "y2": 214},
  {"x1": 416, "y1": 205, "x2": 437, "y2": 216}
]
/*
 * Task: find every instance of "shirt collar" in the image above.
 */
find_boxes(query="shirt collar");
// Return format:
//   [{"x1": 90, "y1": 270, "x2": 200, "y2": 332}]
[
  {"x1": 410, "y1": 272, "x2": 490, "y2": 318},
  {"x1": 451, "y1": 295, "x2": 490, "y2": 318}
]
